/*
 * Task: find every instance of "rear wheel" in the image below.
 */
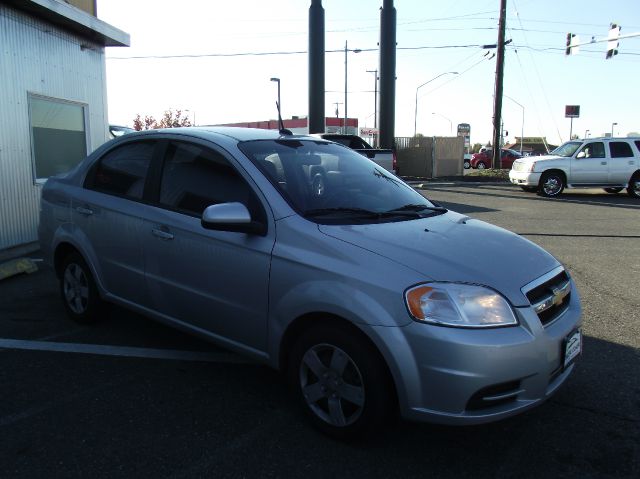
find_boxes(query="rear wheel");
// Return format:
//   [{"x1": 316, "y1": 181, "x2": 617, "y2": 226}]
[
  {"x1": 463, "y1": 160, "x2": 470, "y2": 169},
  {"x1": 288, "y1": 323, "x2": 396, "y2": 439},
  {"x1": 628, "y1": 174, "x2": 640, "y2": 198},
  {"x1": 538, "y1": 171, "x2": 565, "y2": 197},
  {"x1": 59, "y1": 253, "x2": 107, "y2": 323},
  {"x1": 603, "y1": 187, "x2": 623, "y2": 194}
]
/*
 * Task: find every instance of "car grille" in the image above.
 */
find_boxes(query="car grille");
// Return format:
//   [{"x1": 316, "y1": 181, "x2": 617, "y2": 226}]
[{"x1": 523, "y1": 268, "x2": 571, "y2": 327}]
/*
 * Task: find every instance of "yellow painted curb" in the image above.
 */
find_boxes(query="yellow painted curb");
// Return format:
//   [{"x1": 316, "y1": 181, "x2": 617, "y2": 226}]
[{"x1": 0, "y1": 258, "x2": 39, "y2": 281}]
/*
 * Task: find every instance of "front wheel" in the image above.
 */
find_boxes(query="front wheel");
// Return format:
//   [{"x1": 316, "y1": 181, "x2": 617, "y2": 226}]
[
  {"x1": 463, "y1": 160, "x2": 470, "y2": 169},
  {"x1": 603, "y1": 187, "x2": 623, "y2": 194},
  {"x1": 59, "y1": 252, "x2": 108, "y2": 323},
  {"x1": 627, "y1": 175, "x2": 640, "y2": 198},
  {"x1": 538, "y1": 171, "x2": 565, "y2": 197},
  {"x1": 476, "y1": 161, "x2": 486, "y2": 170},
  {"x1": 288, "y1": 323, "x2": 396, "y2": 438}
]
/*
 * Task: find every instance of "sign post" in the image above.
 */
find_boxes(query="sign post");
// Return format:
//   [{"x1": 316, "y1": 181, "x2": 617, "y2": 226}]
[{"x1": 565, "y1": 105, "x2": 580, "y2": 139}]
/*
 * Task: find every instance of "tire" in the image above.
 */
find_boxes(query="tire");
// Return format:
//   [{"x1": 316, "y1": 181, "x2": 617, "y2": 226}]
[
  {"x1": 603, "y1": 187, "x2": 623, "y2": 194},
  {"x1": 463, "y1": 161, "x2": 470, "y2": 169},
  {"x1": 627, "y1": 174, "x2": 640, "y2": 198},
  {"x1": 59, "y1": 252, "x2": 108, "y2": 323},
  {"x1": 537, "y1": 171, "x2": 565, "y2": 197},
  {"x1": 520, "y1": 186, "x2": 537, "y2": 193},
  {"x1": 288, "y1": 323, "x2": 396, "y2": 439},
  {"x1": 477, "y1": 162, "x2": 486, "y2": 170}
]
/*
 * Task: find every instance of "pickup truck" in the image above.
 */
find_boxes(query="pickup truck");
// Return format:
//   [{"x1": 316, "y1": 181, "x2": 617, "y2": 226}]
[{"x1": 317, "y1": 134, "x2": 397, "y2": 175}]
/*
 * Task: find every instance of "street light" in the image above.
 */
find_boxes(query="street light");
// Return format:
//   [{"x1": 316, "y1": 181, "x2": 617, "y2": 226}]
[
  {"x1": 431, "y1": 112, "x2": 452, "y2": 135},
  {"x1": 414, "y1": 72, "x2": 458, "y2": 137},
  {"x1": 270, "y1": 77, "x2": 281, "y2": 112},
  {"x1": 611, "y1": 122, "x2": 618, "y2": 137},
  {"x1": 344, "y1": 41, "x2": 361, "y2": 134},
  {"x1": 504, "y1": 95, "x2": 524, "y2": 154}
]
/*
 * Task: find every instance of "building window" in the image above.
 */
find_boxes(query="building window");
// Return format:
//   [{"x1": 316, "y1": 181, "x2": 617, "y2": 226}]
[{"x1": 29, "y1": 94, "x2": 88, "y2": 181}]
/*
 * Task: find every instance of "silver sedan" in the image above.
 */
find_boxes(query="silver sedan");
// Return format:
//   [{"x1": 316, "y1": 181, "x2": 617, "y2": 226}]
[{"x1": 39, "y1": 127, "x2": 582, "y2": 438}]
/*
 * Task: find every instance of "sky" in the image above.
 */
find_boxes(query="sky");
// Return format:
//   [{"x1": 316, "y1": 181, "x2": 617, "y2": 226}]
[{"x1": 99, "y1": 0, "x2": 640, "y2": 146}]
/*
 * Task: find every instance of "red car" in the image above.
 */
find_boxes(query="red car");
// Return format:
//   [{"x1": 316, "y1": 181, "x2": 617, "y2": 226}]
[{"x1": 470, "y1": 149, "x2": 522, "y2": 169}]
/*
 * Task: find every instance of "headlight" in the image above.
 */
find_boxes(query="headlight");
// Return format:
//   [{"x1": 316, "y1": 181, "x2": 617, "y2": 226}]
[
  {"x1": 405, "y1": 283, "x2": 518, "y2": 328},
  {"x1": 527, "y1": 161, "x2": 536, "y2": 172}
]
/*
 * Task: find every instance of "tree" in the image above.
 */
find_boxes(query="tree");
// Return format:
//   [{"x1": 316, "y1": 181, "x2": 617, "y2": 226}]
[
  {"x1": 132, "y1": 109, "x2": 192, "y2": 130},
  {"x1": 470, "y1": 143, "x2": 483, "y2": 153}
]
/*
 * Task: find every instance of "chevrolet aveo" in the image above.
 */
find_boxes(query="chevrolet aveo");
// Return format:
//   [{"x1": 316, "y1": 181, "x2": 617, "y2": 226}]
[{"x1": 39, "y1": 127, "x2": 582, "y2": 438}]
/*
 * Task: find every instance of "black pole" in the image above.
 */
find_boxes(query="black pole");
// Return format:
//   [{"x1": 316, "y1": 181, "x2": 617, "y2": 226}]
[
  {"x1": 492, "y1": 0, "x2": 507, "y2": 169},
  {"x1": 379, "y1": 0, "x2": 396, "y2": 149},
  {"x1": 309, "y1": 0, "x2": 325, "y2": 134}
]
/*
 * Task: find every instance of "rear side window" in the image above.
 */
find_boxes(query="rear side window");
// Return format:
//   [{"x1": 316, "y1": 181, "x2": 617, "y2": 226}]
[
  {"x1": 87, "y1": 141, "x2": 155, "y2": 199},
  {"x1": 159, "y1": 141, "x2": 262, "y2": 219},
  {"x1": 609, "y1": 142, "x2": 633, "y2": 158}
]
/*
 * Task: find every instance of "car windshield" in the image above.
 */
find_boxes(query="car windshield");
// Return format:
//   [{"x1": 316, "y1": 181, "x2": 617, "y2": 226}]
[
  {"x1": 239, "y1": 139, "x2": 442, "y2": 224},
  {"x1": 550, "y1": 141, "x2": 582, "y2": 157}
]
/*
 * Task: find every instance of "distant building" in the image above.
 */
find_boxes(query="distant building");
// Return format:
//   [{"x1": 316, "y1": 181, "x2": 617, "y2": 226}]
[
  {"x1": 0, "y1": 0, "x2": 129, "y2": 258},
  {"x1": 504, "y1": 137, "x2": 558, "y2": 156}
]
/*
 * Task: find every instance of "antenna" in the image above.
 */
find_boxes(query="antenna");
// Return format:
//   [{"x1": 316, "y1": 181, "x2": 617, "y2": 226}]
[{"x1": 276, "y1": 101, "x2": 292, "y2": 135}]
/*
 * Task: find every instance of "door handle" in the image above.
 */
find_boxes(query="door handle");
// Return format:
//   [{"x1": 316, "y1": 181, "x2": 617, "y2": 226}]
[
  {"x1": 600, "y1": 161, "x2": 607, "y2": 165},
  {"x1": 75, "y1": 206, "x2": 94, "y2": 216},
  {"x1": 151, "y1": 228, "x2": 174, "y2": 240}
]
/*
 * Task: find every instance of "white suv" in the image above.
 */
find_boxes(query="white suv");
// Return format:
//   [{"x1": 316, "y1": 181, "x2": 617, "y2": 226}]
[{"x1": 509, "y1": 138, "x2": 640, "y2": 198}]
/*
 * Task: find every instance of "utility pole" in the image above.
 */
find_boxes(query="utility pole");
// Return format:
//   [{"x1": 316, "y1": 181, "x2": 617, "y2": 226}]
[
  {"x1": 344, "y1": 40, "x2": 348, "y2": 134},
  {"x1": 492, "y1": 0, "x2": 507, "y2": 169},
  {"x1": 367, "y1": 69, "x2": 378, "y2": 146}
]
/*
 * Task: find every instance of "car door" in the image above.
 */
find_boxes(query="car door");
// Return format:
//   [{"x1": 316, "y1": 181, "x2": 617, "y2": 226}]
[
  {"x1": 608, "y1": 141, "x2": 636, "y2": 185},
  {"x1": 570, "y1": 141, "x2": 608, "y2": 185},
  {"x1": 76, "y1": 139, "x2": 159, "y2": 306},
  {"x1": 142, "y1": 139, "x2": 274, "y2": 352}
]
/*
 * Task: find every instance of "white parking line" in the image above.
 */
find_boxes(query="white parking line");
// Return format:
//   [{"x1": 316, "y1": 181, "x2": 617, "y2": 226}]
[{"x1": 0, "y1": 338, "x2": 255, "y2": 364}]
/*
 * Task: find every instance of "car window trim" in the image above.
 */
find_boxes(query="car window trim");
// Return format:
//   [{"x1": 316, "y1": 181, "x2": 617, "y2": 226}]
[{"x1": 83, "y1": 138, "x2": 162, "y2": 204}]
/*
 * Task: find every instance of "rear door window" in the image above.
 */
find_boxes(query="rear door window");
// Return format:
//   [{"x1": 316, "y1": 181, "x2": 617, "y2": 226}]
[
  {"x1": 609, "y1": 142, "x2": 634, "y2": 158},
  {"x1": 86, "y1": 141, "x2": 155, "y2": 199}
]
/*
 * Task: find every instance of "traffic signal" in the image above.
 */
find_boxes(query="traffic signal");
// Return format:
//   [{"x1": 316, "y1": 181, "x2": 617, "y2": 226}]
[
  {"x1": 606, "y1": 23, "x2": 620, "y2": 59},
  {"x1": 565, "y1": 33, "x2": 579, "y2": 55}
]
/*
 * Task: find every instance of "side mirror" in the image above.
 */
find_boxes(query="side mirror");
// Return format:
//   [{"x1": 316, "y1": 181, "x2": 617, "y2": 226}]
[
  {"x1": 576, "y1": 151, "x2": 586, "y2": 159},
  {"x1": 201, "y1": 202, "x2": 266, "y2": 235}
]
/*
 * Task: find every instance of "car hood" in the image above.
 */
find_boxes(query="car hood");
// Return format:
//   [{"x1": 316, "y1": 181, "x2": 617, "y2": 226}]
[
  {"x1": 318, "y1": 211, "x2": 559, "y2": 307},
  {"x1": 518, "y1": 154, "x2": 563, "y2": 163}
]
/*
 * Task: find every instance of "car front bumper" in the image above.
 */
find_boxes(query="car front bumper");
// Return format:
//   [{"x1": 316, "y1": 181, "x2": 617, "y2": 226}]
[
  {"x1": 509, "y1": 170, "x2": 541, "y2": 187},
  {"x1": 371, "y1": 282, "x2": 582, "y2": 425}
]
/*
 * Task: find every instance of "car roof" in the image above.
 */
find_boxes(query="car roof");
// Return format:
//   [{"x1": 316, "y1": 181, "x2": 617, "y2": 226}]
[{"x1": 120, "y1": 126, "x2": 319, "y2": 143}]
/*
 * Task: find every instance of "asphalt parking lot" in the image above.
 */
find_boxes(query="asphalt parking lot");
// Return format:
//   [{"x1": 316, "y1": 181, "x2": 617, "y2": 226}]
[{"x1": 1, "y1": 184, "x2": 639, "y2": 478}]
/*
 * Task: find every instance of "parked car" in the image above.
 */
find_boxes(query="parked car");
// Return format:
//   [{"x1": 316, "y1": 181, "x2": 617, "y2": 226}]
[
  {"x1": 463, "y1": 153, "x2": 472, "y2": 169},
  {"x1": 509, "y1": 137, "x2": 640, "y2": 197},
  {"x1": 316, "y1": 133, "x2": 396, "y2": 175},
  {"x1": 108, "y1": 125, "x2": 135, "y2": 139},
  {"x1": 471, "y1": 148, "x2": 523, "y2": 169},
  {"x1": 39, "y1": 127, "x2": 582, "y2": 438}
]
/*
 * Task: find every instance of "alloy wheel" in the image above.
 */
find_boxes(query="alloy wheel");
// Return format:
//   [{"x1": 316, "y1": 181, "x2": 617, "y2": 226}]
[
  {"x1": 299, "y1": 343, "x2": 365, "y2": 427},
  {"x1": 63, "y1": 263, "x2": 90, "y2": 314}
]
